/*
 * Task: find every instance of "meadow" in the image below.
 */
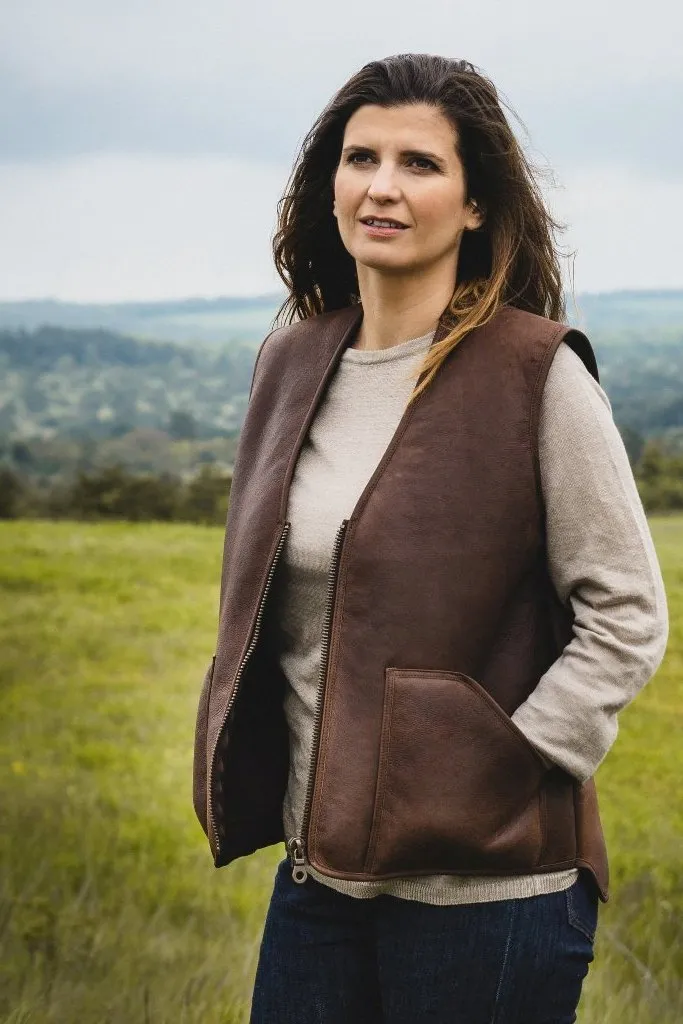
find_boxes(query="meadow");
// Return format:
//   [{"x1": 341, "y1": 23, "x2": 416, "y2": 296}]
[{"x1": 0, "y1": 517, "x2": 682, "y2": 1023}]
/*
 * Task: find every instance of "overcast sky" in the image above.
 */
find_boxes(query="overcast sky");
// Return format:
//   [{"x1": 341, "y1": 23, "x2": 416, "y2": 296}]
[{"x1": 1, "y1": 0, "x2": 681, "y2": 301}]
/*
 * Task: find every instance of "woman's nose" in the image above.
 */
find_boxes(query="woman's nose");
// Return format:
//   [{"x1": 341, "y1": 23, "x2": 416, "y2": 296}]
[{"x1": 367, "y1": 163, "x2": 401, "y2": 202}]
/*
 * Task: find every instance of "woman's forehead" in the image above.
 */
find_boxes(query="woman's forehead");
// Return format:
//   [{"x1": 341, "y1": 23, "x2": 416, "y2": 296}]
[{"x1": 343, "y1": 102, "x2": 458, "y2": 150}]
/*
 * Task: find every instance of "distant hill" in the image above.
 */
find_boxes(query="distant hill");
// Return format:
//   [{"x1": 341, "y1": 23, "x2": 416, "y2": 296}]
[
  {"x1": 0, "y1": 294, "x2": 284, "y2": 345},
  {"x1": 0, "y1": 325, "x2": 257, "y2": 440},
  {"x1": 2, "y1": 292, "x2": 683, "y2": 457},
  {"x1": 568, "y1": 290, "x2": 683, "y2": 335},
  {"x1": 1, "y1": 289, "x2": 683, "y2": 346}
]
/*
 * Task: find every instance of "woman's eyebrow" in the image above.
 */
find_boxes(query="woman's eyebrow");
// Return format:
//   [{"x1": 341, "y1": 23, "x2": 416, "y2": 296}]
[
  {"x1": 402, "y1": 148, "x2": 447, "y2": 167},
  {"x1": 341, "y1": 144, "x2": 447, "y2": 167}
]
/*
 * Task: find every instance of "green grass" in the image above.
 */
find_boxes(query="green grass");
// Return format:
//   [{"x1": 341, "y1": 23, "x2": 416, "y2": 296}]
[
  {"x1": 1, "y1": 517, "x2": 682, "y2": 1022},
  {"x1": 0, "y1": 522, "x2": 279, "y2": 1023}
]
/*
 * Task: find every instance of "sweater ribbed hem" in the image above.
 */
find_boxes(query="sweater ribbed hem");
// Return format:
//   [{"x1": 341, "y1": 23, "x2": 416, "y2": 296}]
[{"x1": 305, "y1": 865, "x2": 579, "y2": 905}]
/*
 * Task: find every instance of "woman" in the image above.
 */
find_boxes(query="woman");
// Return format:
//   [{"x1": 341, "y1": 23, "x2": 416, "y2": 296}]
[{"x1": 192, "y1": 55, "x2": 669, "y2": 1022}]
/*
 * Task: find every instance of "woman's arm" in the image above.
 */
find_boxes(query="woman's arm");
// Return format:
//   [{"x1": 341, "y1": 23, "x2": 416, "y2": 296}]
[{"x1": 510, "y1": 341, "x2": 669, "y2": 784}]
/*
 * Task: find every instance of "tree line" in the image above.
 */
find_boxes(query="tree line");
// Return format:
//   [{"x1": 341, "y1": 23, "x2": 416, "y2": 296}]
[
  {"x1": 0, "y1": 464, "x2": 232, "y2": 525},
  {"x1": 1, "y1": 439, "x2": 682, "y2": 523}
]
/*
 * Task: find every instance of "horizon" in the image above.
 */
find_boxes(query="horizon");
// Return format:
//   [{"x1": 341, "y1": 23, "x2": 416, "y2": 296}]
[{"x1": 3, "y1": 286, "x2": 683, "y2": 309}]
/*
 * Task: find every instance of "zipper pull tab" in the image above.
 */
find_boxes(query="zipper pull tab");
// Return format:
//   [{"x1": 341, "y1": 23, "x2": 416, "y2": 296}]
[{"x1": 287, "y1": 837, "x2": 309, "y2": 884}]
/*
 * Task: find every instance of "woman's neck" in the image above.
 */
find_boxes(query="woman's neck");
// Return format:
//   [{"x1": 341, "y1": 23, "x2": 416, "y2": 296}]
[{"x1": 353, "y1": 265, "x2": 456, "y2": 352}]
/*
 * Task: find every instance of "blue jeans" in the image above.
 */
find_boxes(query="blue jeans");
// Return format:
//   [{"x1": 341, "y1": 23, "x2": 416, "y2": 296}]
[{"x1": 250, "y1": 857, "x2": 599, "y2": 1023}]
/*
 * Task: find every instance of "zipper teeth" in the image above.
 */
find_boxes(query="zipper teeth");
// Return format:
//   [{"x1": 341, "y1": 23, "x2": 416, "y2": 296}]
[
  {"x1": 299, "y1": 519, "x2": 348, "y2": 843},
  {"x1": 208, "y1": 521, "x2": 291, "y2": 856}
]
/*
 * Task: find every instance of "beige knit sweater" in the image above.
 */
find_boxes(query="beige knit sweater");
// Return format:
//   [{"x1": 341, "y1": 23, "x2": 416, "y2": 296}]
[{"x1": 265, "y1": 328, "x2": 669, "y2": 905}]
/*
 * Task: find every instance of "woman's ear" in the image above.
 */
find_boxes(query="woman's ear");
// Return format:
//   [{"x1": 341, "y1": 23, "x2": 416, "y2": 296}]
[{"x1": 467, "y1": 198, "x2": 486, "y2": 231}]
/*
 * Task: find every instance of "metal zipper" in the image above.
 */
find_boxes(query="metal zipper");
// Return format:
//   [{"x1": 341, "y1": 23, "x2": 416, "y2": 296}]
[
  {"x1": 287, "y1": 518, "x2": 348, "y2": 883},
  {"x1": 208, "y1": 520, "x2": 291, "y2": 859}
]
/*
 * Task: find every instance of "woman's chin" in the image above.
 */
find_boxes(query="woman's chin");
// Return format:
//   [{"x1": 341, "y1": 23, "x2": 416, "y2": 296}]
[{"x1": 355, "y1": 253, "x2": 422, "y2": 277}]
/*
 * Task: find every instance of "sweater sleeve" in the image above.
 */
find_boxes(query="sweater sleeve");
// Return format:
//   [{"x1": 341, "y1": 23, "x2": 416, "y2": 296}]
[{"x1": 510, "y1": 340, "x2": 669, "y2": 784}]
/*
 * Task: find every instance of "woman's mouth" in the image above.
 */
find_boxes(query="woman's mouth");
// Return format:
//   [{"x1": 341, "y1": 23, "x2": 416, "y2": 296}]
[{"x1": 360, "y1": 217, "x2": 409, "y2": 237}]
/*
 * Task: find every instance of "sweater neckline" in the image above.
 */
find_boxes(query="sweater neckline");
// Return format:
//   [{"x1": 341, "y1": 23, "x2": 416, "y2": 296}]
[{"x1": 341, "y1": 329, "x2": 436, "y2": 365}]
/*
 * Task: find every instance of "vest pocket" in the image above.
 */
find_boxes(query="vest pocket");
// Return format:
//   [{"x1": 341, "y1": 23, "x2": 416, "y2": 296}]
[{"x1": 364, "y1": 668, "x2": 548, "y2": 875}]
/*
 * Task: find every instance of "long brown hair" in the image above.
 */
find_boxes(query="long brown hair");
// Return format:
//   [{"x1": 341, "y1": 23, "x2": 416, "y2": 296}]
[{"x1": 272, "y1": 54, "x2": 567, "y2": 401}]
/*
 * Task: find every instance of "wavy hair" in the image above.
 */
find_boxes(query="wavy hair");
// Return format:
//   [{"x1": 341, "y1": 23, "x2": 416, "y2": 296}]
[{"x1": 272, "y1": 53, "x2": 568, "y2": 401}]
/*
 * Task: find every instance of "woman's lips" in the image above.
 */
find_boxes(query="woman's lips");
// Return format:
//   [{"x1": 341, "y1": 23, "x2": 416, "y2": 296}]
[{"x1": 360, "y1": 220, "x2": 408, "y2": 237}]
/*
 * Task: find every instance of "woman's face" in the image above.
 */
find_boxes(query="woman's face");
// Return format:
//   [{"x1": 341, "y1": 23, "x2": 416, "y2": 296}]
[{"x1": 333, "y1": 102, "x2": 483, "y2": 279}]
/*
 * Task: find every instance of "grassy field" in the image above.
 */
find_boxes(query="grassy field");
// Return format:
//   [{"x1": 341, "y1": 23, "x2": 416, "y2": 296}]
[{"x1": 0, "y1": 517, "x2": 681, "y2": 1023}]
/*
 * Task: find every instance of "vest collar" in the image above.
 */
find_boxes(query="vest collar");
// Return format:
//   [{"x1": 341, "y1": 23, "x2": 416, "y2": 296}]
[{"x1": 277, "y1": 303, "x2": 457, "y2": 523}]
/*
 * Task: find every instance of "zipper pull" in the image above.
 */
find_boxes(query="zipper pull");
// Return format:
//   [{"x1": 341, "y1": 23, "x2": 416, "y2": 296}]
[{"x1": 287, "y1": 837, "x2": 309, "y2": 884}]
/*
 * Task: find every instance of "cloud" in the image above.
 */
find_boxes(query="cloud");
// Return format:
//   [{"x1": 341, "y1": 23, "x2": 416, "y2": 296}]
[
  {"x1": 0, "y1": 0, "x2": 680, "y2": 299},
  {"x1": 0, "y1": 154, "x2": 286, "y2": 301},
  {"x1": 550, "y1": 165, "x2": 683, "y2": 293},
  {"x1": 1, "y1": 0, "x2": 681, "y2": 174},
  {"x1": 0, "y1": 153, "x2": 680, "y2": 302}
]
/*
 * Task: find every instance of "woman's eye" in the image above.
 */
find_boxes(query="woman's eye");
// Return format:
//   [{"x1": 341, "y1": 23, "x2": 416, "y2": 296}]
[{"x1": 345, "y1": 153, "x2": 437, "y2": 171}]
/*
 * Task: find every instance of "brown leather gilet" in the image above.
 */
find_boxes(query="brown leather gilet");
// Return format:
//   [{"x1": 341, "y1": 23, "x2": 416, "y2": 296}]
[{"x1": 192, "y1": 302, "x2": 610, "y2": 903}]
